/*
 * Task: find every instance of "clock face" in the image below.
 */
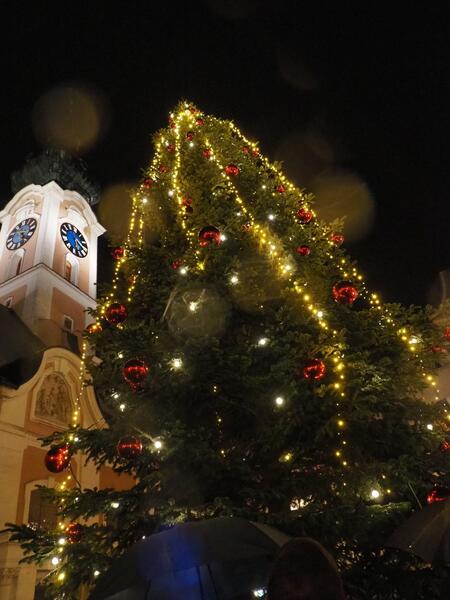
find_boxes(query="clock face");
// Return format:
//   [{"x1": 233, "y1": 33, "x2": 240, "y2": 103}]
[
  {"x1": 60, "y1": 223, "x2": 88, "y2": 258},
  {"x1": 6, "y1": 218, "x2": 37, "y2": 250}
]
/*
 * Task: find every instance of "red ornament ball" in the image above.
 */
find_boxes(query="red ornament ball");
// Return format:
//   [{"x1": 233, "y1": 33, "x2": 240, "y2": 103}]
[
  {"x1": 199, "y1": 226, "x2": 222, "y2": 247},
  {"x1": 330, "y1": 232, "x2": 345, "y2": 246},
  {"x1": 426, "y1": 486, "x2": 450, "y2": 505},
  {"x1": 45, "y1": 444, "x2": 71, "y2": 473},
  {"x1": 117, "y1": 436, "x2": 143, "y2": 459},
  {"x1": 431, "y1": 345, "x2": 446, "y2": 353},
  {"x1": 444, "y1": 327, "x2": 450, "y2": 341},
  {"x1": 166, "y1": 143, "x2": 175, "y2": 152},
  {"x1": 225, "y1": 164, "x2": 239, "y2": 177},
  {"x1": 159, "y1": 164, "x2": 169, "y2": 173},
  {"x1": 66, "y1": 523, "x2": 83, "y2": 543},
  {"x1": 186, "y1": 131, "x2": 194, "y2": 141},
  {"x1": 440, "y1": 440, "x2": 450, "y2": 453},
  {"x1": 242, "y1": 146, "x2": 250, "y2": 154},
  {"x1": 296, "y1": 245, "x2": 311, "y2": 256},
  {"x1": 332, "y1": 281, "x2": 359, "y2": 305},
  {"x1": 142, "y1": 177, "x2": 154, "y2": 189},
  {"x1": 106, "y1": 303, "x2": 128, "y2": 325},
  {"x1": 202, "y1": 148, "x2": 212, "y2": 159},
  {"x1": 296, "y1": 208, "x2": 314, "y2": 224},
  {"x1": 303, "y1": 358, "x2": 326, "y2": 381},
  {"x1": 171, "y1": 259, "x2": 182, "y2": 270},
  {"x1": 111, "y1": 246, "x2": 125, "y2": 260},
  {"x1": 276, "y1": 184, "x2": 286, "y2": 193},
  {"x1": 196, "y1": 117, "x2": 204, "y2": 126},
  {"x1": 123, "y1": 359, "x2": 149, "y2": 387},
  {"x1": 86, "y1": 322, "x2": 102, "y2": 334}
]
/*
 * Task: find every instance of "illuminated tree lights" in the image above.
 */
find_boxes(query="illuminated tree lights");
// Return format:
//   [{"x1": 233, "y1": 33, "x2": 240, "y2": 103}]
[{"x1": 7, "y1": 101, "x2": 448, "y2": 599}]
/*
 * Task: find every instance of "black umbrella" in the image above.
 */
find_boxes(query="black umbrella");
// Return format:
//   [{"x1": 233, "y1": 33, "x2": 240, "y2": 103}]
[
  {"x1": 89, "y1": 517, "x2": 290, "y2": 600},
  {"x1": 386, "y1": 500, "x2": 450, "y2": 564}
]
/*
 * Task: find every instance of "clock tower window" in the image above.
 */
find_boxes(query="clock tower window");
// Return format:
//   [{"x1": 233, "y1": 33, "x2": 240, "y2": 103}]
[
  {"x1": 64, "y1": 254, "x2": 79, "y2": 286},
  {"x1": 9, "y1": 249, "x2": 25, "y2": 279}
]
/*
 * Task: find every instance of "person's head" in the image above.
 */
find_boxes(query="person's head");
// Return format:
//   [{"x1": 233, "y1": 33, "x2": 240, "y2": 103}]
[{"x1": 267, "y1": 537, "x2": 345, "y2": 600}]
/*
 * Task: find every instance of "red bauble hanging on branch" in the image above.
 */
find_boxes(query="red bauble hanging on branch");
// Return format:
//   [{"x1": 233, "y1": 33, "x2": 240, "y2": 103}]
[
  {"x1": 203, "y1": 148, "x2": 212, "y2": 159},
  {"x1": 45, "y1": 444, "x2": 71, "y2": 473},
  {"x1": 111, "y1": 247, "x2": 125, "y2": 260},
  {"x1": 105, "y1": 303, "x2": 128, "y2": 325},
  {"x1": 166, "y1": 143, "x2": 175, "y2": 153},
  {"x1": 142, "y1": 177, "x2": 154, "y2": 189},
  {"x1": 332, "y1": 281, "x2": 358, "y2": 305},
  {"x1": 296, "y1": 245, "x2": 311, "y2": 256},
  {"x1": 196, "y1": 117, "x2": 204, "y2": 126},
  {"x1": 117, "y1": 436, "x2": 143, "y2": 459},
  {"x1": 186, "y1": 131, "x2": 194, "y2": 141},
  {"x1": 123, "y1": 359, "x2": 150, "y2": 388},
  {"x1": 296, "y1": 208, "x2": 313, "y2": 224},
  {"x1": 303, "y1": 359, "x2": 326, "y2": 381},
  {"x1": 225, "y1": 164, "x2": 239, "y2": 177},
  {"x1": 426, "y1": 486, "x2": 450, "y2": 505},
  {"x1": 276, "y1": 184, "x2": 286, "y2": 193},
  {"x1": 444, "y1": 327, "x2": 450, "y2": 341},
  {"x1": 66, "y1": 523, "x2": 83, "y2": 543},
  {"x1": 199, "y1": 226, "x2": 222, "y2": 247},
  {"x1": 330, "y1": 232, "x2": 345, "y2": 246},
  {"x1": 439, "y1": 440, "x2": 450, "y2": 453}
]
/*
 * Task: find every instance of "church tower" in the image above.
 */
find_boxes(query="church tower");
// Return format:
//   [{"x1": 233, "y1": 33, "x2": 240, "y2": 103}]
[
  {"x1": 0, "y1": 180, "x2": 104, "y2": 347},
  {"x1": 0, "y1": 156, "x2": 117, "y2": 600}
]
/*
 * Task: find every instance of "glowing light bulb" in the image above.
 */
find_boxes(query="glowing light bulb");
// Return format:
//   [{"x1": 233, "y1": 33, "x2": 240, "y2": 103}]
[
  {"x1": 58, "y1": 537, "x2": 66, "y2": 546},
  {"x1": 268, "y1": 213, "x2": 275, "y2": 221},
  {"x1": 142, "y1": 197, "x2": 148, "y2": 204},
  {"x1": 94, "y1": 570, "x2": 100, "y2": 577},
  {"x1": 51, "y1": 557, "x2": 60, "y2": 566},
  {"x1": 168, "y1": 190, "x2": 174, "y2": 197},
  {"x1": 253, "y1": 589, "x2": 266, "y2": 598},
  {"x1": 119, "y1": 403, "x2": 126, "y2": 412},
  {"x1": 426, "y1": 423, "x2": 433, "y2": 431},
  {"x1": 275, "y1": 396, "x2": 284, "y2": 406},
  {"x1": 230, "y1": 274, "x2": 239, "y2": 285},
  {"x1": 189, "y1": 301, "x2": 199, "y2": 312},
  {"x1": 258, "y1": 337, "x2": 268, "y2": 346},
  {"x1": 171, "y1": 357, "x2": 183, "y2": 370},
  {"x1": 180, "y1": 267, "x2": 188, "y2": 275},
  {"x1": 112, "y1": 392, "x2": 120, "y2": 399},
  {"x1": 220, "y1": 234, "x2": 227, "y2": 241},
  {"x1": 154, "y1": 440, "x2": 163, "y2": 450},
  {"x1": 317, "y1": 310, "x2": 324, "y2": 318},
  {"x1": 111, "y1": 501, "x2": 120, "y2": 509},
  {"x1": 370, "y1": 489, "x2": 381, "y2": 499},
  {"x1": 57, "y1": 572, "x2": 65, "y2": 581}
]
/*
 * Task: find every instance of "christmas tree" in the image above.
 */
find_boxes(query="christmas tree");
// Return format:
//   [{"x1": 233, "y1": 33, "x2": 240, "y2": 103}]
[{"x1": 5, "y1": 102, "x2": 450, "y2": 599}]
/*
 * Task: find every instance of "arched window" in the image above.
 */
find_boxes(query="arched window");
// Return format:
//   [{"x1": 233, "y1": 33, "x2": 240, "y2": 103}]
[
  {"x1": 35, "y1": 373, "x2": 72, "y2": 425},
  {"x1": 28, "y1": 487, "x2": 57, "y2": 529},
  {"x1": 64, "y1": 253, "x2": 79, "y2": 285},
  {"x1": 8, "y1": 248, "x2": 25, "y2": 279}
]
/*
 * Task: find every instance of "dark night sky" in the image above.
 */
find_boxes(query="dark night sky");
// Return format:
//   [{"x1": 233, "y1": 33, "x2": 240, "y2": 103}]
[{"x1": 1, "y1": 2, "x2": 449, "y2": 305}]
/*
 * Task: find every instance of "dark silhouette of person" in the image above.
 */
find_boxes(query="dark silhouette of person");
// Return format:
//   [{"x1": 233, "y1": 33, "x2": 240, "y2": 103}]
[{"x1": 267, "y1": 537, "x2": 345, "y2": 600}]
